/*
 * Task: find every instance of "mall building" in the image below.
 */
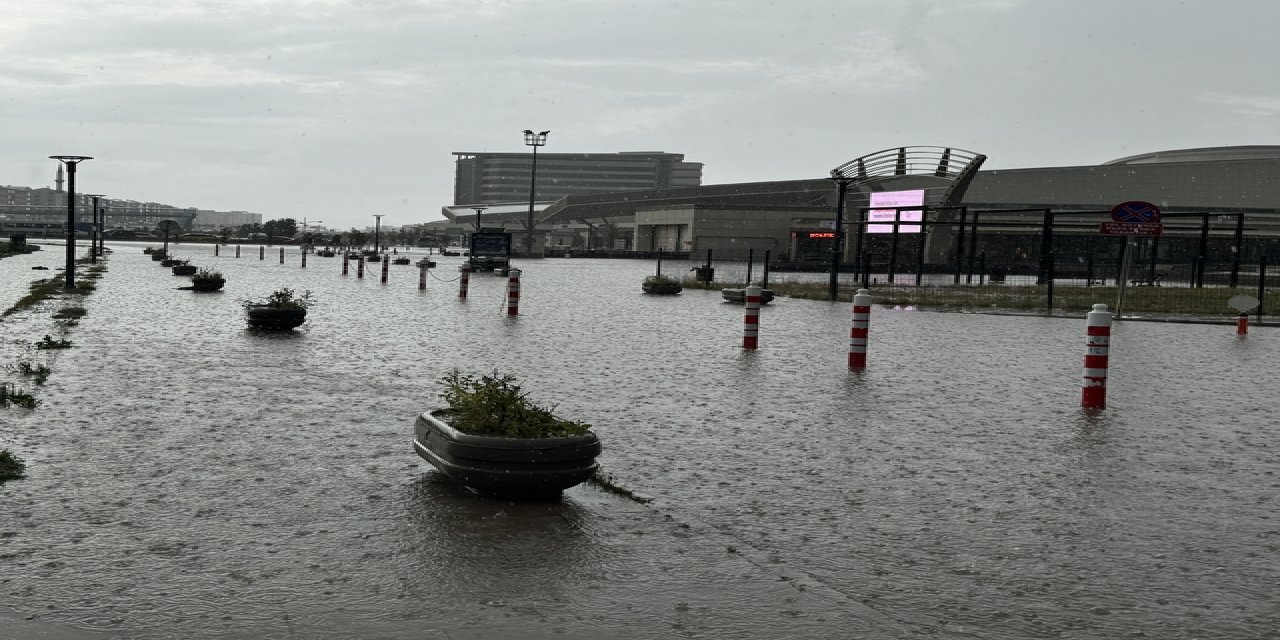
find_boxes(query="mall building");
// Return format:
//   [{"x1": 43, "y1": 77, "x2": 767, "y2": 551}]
[{"x1": 438, "y1": 145, "x2": 1280, "y2": 263}]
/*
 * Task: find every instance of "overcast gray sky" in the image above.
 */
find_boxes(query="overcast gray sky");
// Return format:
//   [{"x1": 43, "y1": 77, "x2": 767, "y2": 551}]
[{"x1": 3, "y1": 0, "x2": 1277, "y2": 230}]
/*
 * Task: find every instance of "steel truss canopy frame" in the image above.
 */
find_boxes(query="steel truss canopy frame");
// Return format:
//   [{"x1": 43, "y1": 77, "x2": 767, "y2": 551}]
[{"x1": 829, "y1": 146, "x2": 987, "y2": 205}]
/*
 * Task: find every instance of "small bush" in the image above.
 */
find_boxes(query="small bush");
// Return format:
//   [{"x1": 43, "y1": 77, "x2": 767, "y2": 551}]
[
  {"x1": 438, "y1": 370, "x2": 591, "y2": 438},
  {"x1": 0, "y1": 450, "x2": 27, "y2": 481},
  {"x1": 0, "y1": 384, "x2": 41, "y2": 409},
  {"x1": 12, "y1": 361, "x2": 51, "y2": 385},
  {"x1": 242, "y1": 287, "x2": 314, "y2": 310},
  {"x1": 34, "y1": 335, "x2": 72, "y2": 350}
]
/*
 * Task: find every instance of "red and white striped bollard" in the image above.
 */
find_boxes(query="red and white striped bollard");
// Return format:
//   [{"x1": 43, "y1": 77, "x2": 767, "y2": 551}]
[
  {"x1": 506, "y1": 268, "x2": 522, "y2": 315},
  {"x1": 849, "y1": 288, "x2": 872, "y2": 369},
  {"x1": 1236, "y1": 313, "x2": 1249, "y2": 336},
  {"x1": 742, "y1": 284, "x2": 762, "y2": 349},
  {"x1": 1082, "y1": 303, "x2": 1112, "y2": 409}
]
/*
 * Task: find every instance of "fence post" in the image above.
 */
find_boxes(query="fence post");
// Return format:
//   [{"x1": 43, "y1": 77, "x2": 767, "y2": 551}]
[
  {"x1": 849, "y1": 288, "x2": 872, "y2": 369},
  {"x1": 357, "y1": 255, "x2": 365, "y2": 279},
  {"x1": 342, "y1": 253, "x2": 349, "y2": 276},
  {"x1": 1082, "y1": 303, "x2": 1112, "y2": 410},
  {"x1": 459, "y1": 263, "x2": 471, "y2": 298},
  {"x1": 259, "y1": 246, "x2": 265, "y2": 260},
  {"x1": 301, "y1": 250, "x2": 307, "y2": 268},
  {"x1": 742, "y1": 284, "x2": 761, "y2": 350},
  {"x1": 279, "y1": 247, "x2": 284, "y2": 264},
  {"x1": 419, "y1": 261, "x2": 428, "y2": 291},
  {"x1": 236, "y1": 245, "x2": 241, "y2": 258},
  {"x1": 215, "y1": 244, "x2": 219, "y2": 257},
  {"x1": 1258, "y1": 257, "x2": 1268, "y2": 320},
  {"x1": 381, "y1": 254, "x2": 389, "y2": 284}
]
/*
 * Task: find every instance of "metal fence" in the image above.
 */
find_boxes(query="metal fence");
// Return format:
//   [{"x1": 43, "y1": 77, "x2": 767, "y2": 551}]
[{"x1": 824, "y1": 207, "x2": 1277, "y2": 319}]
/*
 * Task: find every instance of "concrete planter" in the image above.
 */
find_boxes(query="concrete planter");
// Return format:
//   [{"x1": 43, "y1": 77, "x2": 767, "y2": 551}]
[
  {"x1": 642, "y1": 278, "x2": 682, "y2": 295},
  {"x1": 245, "y1": 306, "x2": 307, "y2": 330},
  {"x1": 413, "y1": 410, "x2": 601, "y2": 498},
  {"x1": 191, "y1": 278, "x2": 225, "y2": 292}
]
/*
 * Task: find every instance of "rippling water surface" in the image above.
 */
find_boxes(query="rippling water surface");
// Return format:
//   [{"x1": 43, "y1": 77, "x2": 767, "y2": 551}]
[{"x1": 1, "y1": 242, "x2": 1276, "y2": 639}]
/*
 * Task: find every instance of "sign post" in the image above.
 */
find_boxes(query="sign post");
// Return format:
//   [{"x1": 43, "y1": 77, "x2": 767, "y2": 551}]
[{"x1": 1104, "y1": 202, "x2": 1162, "y2": 319}]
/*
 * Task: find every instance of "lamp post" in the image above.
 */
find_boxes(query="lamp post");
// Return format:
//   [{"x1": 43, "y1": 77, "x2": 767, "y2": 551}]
[
  {"x1": 373, "y1": 215, "x2": 384, "y2": 253},
  {"x1": 471, "y1": 205, "x2": 488, "y2": 232},
  {"x1": 50, "y1": 155, "x2": 93, "y2": 288},
  {"x1": 828, "y1": 172, "x2": 851, "y2": 301},
  {"x1": 522, "y1": 129, "x2": 549, "y2": 255},
  {"x1": 84, "y1": 194, "x2": 104, "y2": 264},
  {"x1": 301, "y1": 218, "x2": 322, "y2": 248}
]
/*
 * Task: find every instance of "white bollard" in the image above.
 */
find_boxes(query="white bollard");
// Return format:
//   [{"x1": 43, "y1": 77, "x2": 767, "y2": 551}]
[
  {"x1": 1081, "y1": 303, "x2": 1112, "y2": 409},
  {"x1": 849, "y1": 289, "x2": 872, "y2": 369}
]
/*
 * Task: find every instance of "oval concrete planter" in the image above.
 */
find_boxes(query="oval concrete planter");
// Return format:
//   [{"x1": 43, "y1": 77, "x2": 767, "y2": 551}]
[
  {"x1": 191, "y1": 278, "x2": 225, "y2": 292},
  {"x1": 245, "y1": 306, "x2": 307, "y2": 330},
  {"x1": 413, "y1": 410, "x2": 601, "y2": 498},
  {"x1": 642, "y1": 279, "x2": 682, "y2": 295}
]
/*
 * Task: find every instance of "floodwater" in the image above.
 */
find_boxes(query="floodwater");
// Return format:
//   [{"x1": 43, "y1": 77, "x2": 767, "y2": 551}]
[{"x1": 2, "y1": 242, "x2": 1277, "y2": 639}]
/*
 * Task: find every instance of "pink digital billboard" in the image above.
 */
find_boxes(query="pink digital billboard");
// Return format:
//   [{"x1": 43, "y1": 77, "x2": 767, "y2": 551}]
[{"x1": 867, "y1": 189, "x2": 925, "y2": 233}]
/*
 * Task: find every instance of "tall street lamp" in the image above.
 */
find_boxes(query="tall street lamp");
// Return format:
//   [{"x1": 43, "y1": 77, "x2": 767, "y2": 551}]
[
  {"x1": 50, "y1": 155, "x2": 93, "y2": 288},
  {"x1": 523, "y1": 129, "x2": 549, "y2": 255},
  {"x1": 373, "y1": 214, "x2": 384, "y2": 252},
  {"x1": 471, "y1": 204, "x2": 488, "y2": 232},
  {"x1": 84, "y1": 194, "x2": 104, "y2": 264},
  {"x1": 301, "y1": 218, "x2": 322, "y2": 248}
]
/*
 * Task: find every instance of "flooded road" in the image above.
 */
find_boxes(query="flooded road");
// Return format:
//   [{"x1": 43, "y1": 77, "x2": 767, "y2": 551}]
[{"x1": 2, "y1": 243, "x2": 1277, "y2": 639}]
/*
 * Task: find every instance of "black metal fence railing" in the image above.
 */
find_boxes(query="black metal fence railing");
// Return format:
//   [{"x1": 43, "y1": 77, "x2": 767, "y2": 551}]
[{"x1": 780, "y1": 207, "x2": 1277, "y2": 320}]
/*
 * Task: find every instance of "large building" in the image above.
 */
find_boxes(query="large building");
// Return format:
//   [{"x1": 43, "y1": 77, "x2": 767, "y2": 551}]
[
  {"x1": 452, "y1": 151, "x2": 702, "y2": 206},
  {"x1": 1, "y1": 170, "x2": 262, "y2": 234}
]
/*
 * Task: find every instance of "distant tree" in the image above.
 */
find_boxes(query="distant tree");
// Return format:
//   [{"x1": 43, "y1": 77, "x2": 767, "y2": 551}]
[
  {"x1": 237, "y1": 222, "x2": 263, "y2": 237},
  {"x1": 346, "y1": 229, "x2": 370, "y2": 248},
  {"x1": 262, "y1": 218, "x2": 298, "y2": 242},
  {"x1": 218, "y1": 226, "x2": 233, "y2": 244}
]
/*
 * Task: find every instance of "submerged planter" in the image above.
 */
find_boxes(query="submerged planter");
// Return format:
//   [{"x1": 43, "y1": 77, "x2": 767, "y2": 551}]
[
  {"x1": 245, "y1": 306, "x2": 307, "y2": 330},
  {"x1": 172, "y1": 264, "x2": 197, "y2": 276},
  {"x1": 413, "y1": 410, "x2": 601, "y2": 498},
  {"x1": 642, "y1": 277, "x2": 682, "y2": 295},
  {"x1": 191, "y1": 278, "x2": 225, "y2": 292}
]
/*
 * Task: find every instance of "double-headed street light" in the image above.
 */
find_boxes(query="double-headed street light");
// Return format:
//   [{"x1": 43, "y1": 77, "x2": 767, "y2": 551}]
[
  {"x1": 523, "y1": 129, "x2": 549, "y2": 255},
  {"x1": 301, "y1": 218, "x2": 322, "y2": 248},
  {"x1": 50, "y1": 155, "x2": 93, "y2": 288}
]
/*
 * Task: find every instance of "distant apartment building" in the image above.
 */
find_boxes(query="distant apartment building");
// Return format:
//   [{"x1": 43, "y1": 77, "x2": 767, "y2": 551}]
[
  {"x1": 192, "y1": 210, "x2": 264, "y2": 230},
  {"x1": 452, "y1": 151, "x2": 702, "y2": 205}
]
